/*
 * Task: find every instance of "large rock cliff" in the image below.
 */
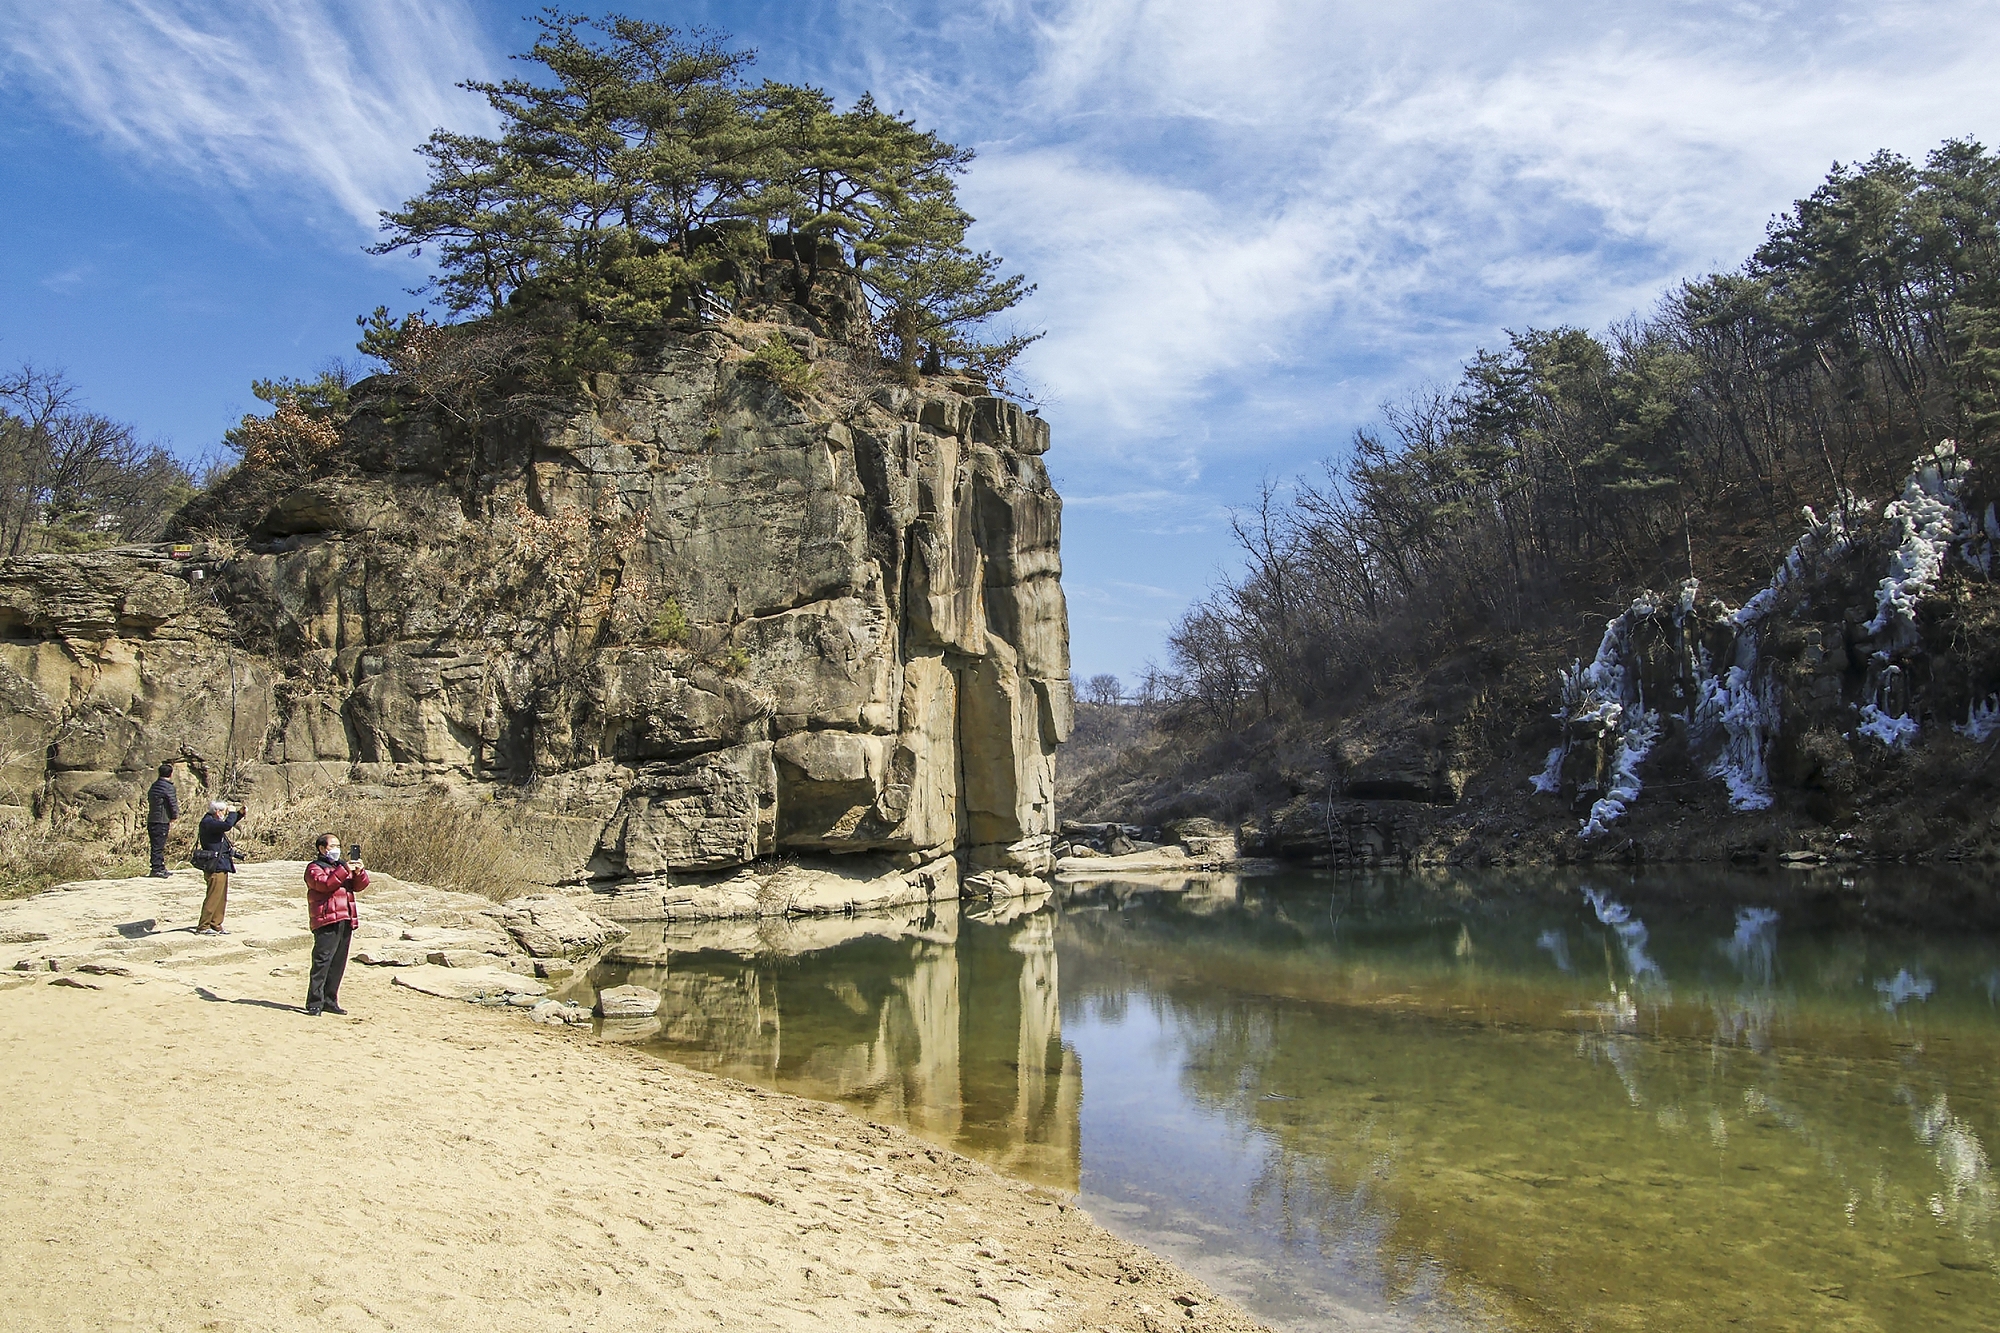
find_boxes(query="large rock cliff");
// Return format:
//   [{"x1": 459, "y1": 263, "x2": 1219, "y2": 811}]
[{"x1": 0, "y1": 314, "x2": 1071, "y2": 906}]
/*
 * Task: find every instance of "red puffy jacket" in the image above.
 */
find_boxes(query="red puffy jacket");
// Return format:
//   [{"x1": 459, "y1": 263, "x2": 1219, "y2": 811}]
[{"x1": 305, "y1": 858, "x2": 370, "y2": 930}]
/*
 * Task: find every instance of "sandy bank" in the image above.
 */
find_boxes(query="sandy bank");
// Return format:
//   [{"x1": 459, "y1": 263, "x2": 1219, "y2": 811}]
[{"x1": 0, "y1": 866, "x2": 1263, "y2": 1332}]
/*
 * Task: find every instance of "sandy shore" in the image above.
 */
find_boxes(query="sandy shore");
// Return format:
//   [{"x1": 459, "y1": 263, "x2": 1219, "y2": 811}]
[{"x1": 0, "y1": 864, "x2": 1263, "y2": 1332}]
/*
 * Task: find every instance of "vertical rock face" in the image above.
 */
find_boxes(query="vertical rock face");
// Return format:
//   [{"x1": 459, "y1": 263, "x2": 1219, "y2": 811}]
[{"x1": 0, "y1": 322, "x2": 1071, "y2": 891}]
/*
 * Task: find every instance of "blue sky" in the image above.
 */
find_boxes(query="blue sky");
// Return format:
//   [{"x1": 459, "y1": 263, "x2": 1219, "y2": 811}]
[{"x1": 4, "y1": 1, "x2": 1998, "y2": 683}]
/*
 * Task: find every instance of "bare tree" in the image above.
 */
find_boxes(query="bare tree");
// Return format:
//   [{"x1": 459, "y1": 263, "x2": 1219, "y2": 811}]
[
  {"x1": 0, "y1": 365, "x2": 192, "y2": 554},
  {"x1": 1082, "y1": 673, "x2": 1123, "y2": 705}
]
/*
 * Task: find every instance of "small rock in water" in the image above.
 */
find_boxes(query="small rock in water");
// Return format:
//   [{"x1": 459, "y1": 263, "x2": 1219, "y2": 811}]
[
  {"x1": 596, "y1": 984, "x2": 662, "y2": 1018},
  {"x1": 529, "y1": 999, "x2": 590, "y2": 1026},
  {"x1": 507, "y1": 992, "x2": 540, "y2": 1007}
]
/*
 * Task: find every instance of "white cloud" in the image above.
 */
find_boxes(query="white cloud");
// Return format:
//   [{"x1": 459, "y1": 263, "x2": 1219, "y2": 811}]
[
  {"x1": 907, "y1": 0, "x2": 2000, "y2": 473},
  {"x1": 0, "y1": 0, "x2": 499, "y2": 232}
]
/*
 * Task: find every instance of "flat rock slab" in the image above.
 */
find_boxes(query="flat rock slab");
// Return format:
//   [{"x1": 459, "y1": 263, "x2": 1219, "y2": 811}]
[
  {"x1": 1056, "y1": 848, "x2": 1229, "y2": 875},
  {"x1": 391, "y1": 965, "x2": 546, "y2": 1002},
  {"x1": 354, "y1": 946, "x2": 428, "y2": 967}
]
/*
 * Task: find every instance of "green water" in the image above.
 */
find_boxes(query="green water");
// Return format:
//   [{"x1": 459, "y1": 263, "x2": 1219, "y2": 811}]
[{"x1": 582, "y1": 869, "x2": 2000, "y2": 1332}]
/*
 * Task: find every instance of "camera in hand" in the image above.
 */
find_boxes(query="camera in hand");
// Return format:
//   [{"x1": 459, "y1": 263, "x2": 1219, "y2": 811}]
[{"x1": 349, "y1": 842, "x2": 362, "y2": 862}]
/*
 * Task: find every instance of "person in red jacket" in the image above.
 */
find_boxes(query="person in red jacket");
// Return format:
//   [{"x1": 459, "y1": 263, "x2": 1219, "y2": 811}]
[{"x1": 304, "y1": 833, "x2": 370, "y2": 1016}]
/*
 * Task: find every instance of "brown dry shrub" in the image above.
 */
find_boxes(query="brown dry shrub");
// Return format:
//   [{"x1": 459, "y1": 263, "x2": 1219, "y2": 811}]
[
  {"x1": 247, "y1": 790, "x2": 555, "y2": 902},
  {"x1": 230, "y1": 403, "x2": 342, "y2": 474}
]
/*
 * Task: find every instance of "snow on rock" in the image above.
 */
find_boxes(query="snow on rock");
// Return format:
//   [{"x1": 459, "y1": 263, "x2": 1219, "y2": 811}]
[
  {"x1": 1547, "y1": 597, "x2": 1667, "y2": 837},
  {"x1": 1856, "y1": 703, "x2": 1919, "y2": 749},
  {"x1": 1695, "y1": 662, "x2": 1780, "y2": 810},
  {"x1": 1956, "y1": 695, "x2": 2000, "y2": 743},
  {"x1": 1579, "y1": 709, "x2": 1661, "y2": 838},
  {"x1": 1532, "y1": 445, "x2": 1989, "y2": 828},
  {"x1": 1732, "y1": 503, "x2": 1859, "y2": 627},
  {"x1": 1867, "y1": 442, "x2": 1972, "y2": 639},
  {"x1": 1529, "y1": 746, "x2": 1565, "y2": 794}
]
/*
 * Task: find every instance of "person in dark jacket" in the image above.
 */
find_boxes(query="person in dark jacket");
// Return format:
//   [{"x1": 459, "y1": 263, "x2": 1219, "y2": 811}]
[
  {"x1": 303, "y1": 833, "x2": 369, "y2": 1016},
  {"x1": 195, "y1": 799, "x2": 244, "y2": 935},
  {"x1": 145, "y1": 763, "x2": 180, "y2": 878}
]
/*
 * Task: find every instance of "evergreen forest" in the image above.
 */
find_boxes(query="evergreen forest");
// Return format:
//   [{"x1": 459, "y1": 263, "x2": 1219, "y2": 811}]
[{"x1": 1156, "y1": 141, "x2": 2000, "y2": 726}]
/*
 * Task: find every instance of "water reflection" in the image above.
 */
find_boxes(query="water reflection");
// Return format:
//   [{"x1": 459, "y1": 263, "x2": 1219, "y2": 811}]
[
  {"x1": 587, "y1": 867, "x2": 2000, "y2": 1332},
  {"x1": 580, "y1": 895, "x2": 1081, "y2": 1190},
  {"x1": 1055, "y1": 869, "x2": 2000, "y2": 1332}
]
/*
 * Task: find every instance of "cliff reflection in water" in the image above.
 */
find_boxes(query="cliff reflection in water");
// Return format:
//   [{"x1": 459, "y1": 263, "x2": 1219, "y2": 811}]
[
  {"x1": 586, "y1": 868, "x2": 2000, "y2": 1332},
  {"x1": 585, "y1": 896, "x2": 1080, "y2": 1191}
]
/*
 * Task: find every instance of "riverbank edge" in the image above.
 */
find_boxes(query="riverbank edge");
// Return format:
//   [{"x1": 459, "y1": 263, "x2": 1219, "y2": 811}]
[{"x1": 0, "y1": 863, "x2": 1268, "y2": 1333}]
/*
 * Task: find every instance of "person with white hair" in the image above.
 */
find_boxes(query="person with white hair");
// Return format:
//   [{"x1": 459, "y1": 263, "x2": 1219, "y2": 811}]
[{"x1": 192, "y1": 798, "x2": 245, "y2": 935}]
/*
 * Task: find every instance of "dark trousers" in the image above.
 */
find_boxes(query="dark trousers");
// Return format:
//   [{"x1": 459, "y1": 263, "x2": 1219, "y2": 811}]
[
  {"x1": 147, "y1": 822, "x2": 170, "y2": 874},
  {"x1": 307, "y1": 921, "x2": 354, "y2": 1014}
]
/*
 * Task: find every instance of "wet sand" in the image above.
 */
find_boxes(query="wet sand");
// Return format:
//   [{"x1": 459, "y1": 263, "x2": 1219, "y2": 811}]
[{"x1": 0, "y1": 866, "x2": 1264, "y2": 1332}]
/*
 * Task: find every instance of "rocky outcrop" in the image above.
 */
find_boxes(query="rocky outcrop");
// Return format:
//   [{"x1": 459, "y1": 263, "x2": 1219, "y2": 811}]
[
  {"x1": 1534, "y1": 443, "x2": 2000, "y2": 841},
  {"x1": 0, "y1": 307, "x2": 1070, "y2": 910}
]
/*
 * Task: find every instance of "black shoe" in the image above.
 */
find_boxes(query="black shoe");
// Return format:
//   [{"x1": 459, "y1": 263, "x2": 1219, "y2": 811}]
[
  {"x1": 149, "y1": 870, "x2": 172, "y2": 879},
  {"x1": 305, "y1": 1008, "x2": 322, "y2": 1016},
  {"x1": 324, "y1": 1004, "x2": 347, "y2": 1015}
]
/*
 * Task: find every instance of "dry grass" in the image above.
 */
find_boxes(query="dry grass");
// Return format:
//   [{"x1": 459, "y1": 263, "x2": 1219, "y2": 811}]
[
  {"x1": 0, "y1": 820, "x2": 149, "y2": 901},
  {"x1": 243, "y1": 789, "x2": 557, "y2": 902},
  {"x1": 0, "y1": 788, "x2": 561, "y2": 904}
]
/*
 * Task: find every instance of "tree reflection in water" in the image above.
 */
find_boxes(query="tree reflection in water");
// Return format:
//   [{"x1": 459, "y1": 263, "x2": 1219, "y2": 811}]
[{"x1": 1055, "y1": 869, "x2": 2000, "y2": 1333}]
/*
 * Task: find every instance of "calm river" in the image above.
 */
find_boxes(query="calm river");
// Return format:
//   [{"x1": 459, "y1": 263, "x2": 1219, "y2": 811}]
[{"x1": 581, "y1": 868, "x2": 2000, "y2": 1332}]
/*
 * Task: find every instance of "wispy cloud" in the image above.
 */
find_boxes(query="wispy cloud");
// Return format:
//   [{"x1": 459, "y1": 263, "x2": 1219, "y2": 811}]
[
  {"x1": 1, "y1": 0, "x2": 500, "y2": 232},
  {"x1": 869, "y1": 0, "x2": 2000, "y2": 471}
]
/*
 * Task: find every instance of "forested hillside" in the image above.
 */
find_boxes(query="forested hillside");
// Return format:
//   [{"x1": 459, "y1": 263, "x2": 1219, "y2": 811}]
[{"x1": 1071, "y1": 141, "x2": 2000, "y2": 864}]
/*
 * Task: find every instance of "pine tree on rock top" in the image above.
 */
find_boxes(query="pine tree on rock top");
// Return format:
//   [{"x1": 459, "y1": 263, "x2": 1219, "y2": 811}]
[{"x1": 369, "y1": 10, "x2": 1037, "y2": 389}]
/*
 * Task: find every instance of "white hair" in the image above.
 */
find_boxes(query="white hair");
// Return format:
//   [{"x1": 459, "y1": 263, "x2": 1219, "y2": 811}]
[{"x1": 209, "y1": 799, "x2": 230, "y2": 813}]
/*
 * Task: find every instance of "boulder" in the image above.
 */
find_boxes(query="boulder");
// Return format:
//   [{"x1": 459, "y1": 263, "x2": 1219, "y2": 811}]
[{"x1": 595, "y1": 983, "x2": 663, "y2": 1018}]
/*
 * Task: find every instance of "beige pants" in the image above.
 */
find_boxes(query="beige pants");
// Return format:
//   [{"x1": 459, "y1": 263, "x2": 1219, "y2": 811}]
[{"x1": 199, "y1": 872, "x2": 229, "y2": 931}]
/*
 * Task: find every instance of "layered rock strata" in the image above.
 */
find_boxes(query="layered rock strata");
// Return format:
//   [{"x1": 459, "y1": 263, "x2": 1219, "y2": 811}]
[{"x1": 0, "y1": 320, "x2": 1070, "y2": 911}]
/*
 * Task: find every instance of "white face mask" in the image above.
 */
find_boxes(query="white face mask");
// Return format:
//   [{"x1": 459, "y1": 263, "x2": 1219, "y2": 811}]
[{"x1": 325, "y1": 845, "x2": 344, "y2": 862}]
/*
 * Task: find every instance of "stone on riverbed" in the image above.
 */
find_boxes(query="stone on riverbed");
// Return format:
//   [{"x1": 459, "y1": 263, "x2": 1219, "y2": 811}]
[{"x1": 596, "y1": 984, "x2": 662, "y2": 1018}]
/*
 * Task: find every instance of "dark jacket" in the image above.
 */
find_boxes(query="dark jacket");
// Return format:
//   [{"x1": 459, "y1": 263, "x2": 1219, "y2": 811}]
[
  {"x1": 196, "y1": 809, "x2": 243, "y2": 873},
  {"x1": 146, "y1": 778, "x2": 179, "y2": 826},
  {"x1": 305, "y1": 857, "x2": 370, "y2": 930}
]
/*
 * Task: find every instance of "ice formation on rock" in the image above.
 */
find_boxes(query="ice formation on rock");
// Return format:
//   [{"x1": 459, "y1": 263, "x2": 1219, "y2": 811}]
[
  {"x1": 1867, "y1": 442, "x2": 1971, "y2": 640},
  {"x1": 1694, "y1": 661, "x2": 1781, "y2": 810},
  {"x1": 1857, "y1": 703, "x2": 1920, "y2": 748},
  {"x1": 1956, "y1": 694, "x2": 2000, "y2": 743},
  {"x1": 1565, "y1": 602, "x2": 1662, "y2": 836},
  {"x1": 1535, "y1": 443, "x2": 1988, "y2": 831}
]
